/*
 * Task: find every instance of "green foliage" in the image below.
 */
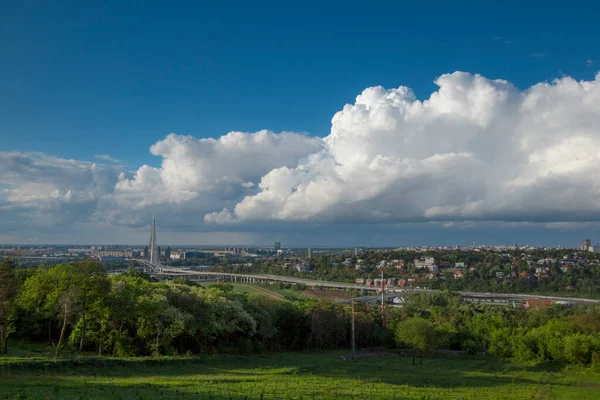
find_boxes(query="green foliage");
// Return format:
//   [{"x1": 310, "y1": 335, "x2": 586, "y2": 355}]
[
  {"x1": 7, "y1": 261, "x2": 600, "y2": 371},
  {"x1": 395, "y1": 317, "x2": 436, "y2": 354},
  {"x1": 0, "y1": 258, "x2": 18, "y2": 354}
]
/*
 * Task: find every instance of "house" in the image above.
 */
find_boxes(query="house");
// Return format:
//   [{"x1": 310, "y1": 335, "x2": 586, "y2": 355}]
[
  {"x1": 355, "y1": 278, "x2": 365, "y2": 285},
  {"x1": 414, "y1": 257, "x2": 438, "y2": 272},
  {"x1": 295, "y1": 263, "x2": 312, "y2": 272},
  {"x1": 455, "y1": 262, "x2": 466, "y2": 269},
  {"x1": 453, "y1": 270, "x2": 463, "y2": 279},
  {"x1": 524, "y1": 299, "x2": 553, "y2": 309},
  {"x1": 560, "y1": 265, "x2": 569, "y2": 273},
  {"x1": 535, "y1": 266, "x2": 550, "y2": 275}
]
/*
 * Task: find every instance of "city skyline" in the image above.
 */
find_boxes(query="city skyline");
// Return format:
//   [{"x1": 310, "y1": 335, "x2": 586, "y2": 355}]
[{"x1": 2, "y1": 1, "x2": 600, "y2": 245}]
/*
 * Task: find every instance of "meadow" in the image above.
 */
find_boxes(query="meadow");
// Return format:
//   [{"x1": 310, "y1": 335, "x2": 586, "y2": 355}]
[{"x1": 1, "y1": 349, "x2": 599, "y2": 399}]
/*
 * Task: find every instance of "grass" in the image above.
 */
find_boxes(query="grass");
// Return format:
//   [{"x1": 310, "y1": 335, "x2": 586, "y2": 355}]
[
  {"x1": 1, "y1": 349, "x2": 599, "y2": 399},
  {"x1": 195, "y1": 282, "x2": 285, "y2": 300}
]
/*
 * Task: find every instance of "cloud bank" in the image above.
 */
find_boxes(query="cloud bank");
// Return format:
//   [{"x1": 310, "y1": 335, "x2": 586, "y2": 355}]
[
  {"x1": 2, "y1": 71, "x2": 600, "y2": 242},
  {"x1": 206, "y1": 72, "x2": 600, "y2": 225}
]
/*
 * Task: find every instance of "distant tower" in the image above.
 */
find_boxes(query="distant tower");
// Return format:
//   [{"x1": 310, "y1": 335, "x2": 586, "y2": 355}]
[
  {"x1": 583, "y1": 239, "x2": 591, "y2": 250},
  {"x1": 149, "y1": 214, "x2": 159, "y2": 265},
  {"x1": 274, "y1": 241, "x2": 281, "y2": 252},
  {"x1": 354, "y1": 248, "x2": 358, "y2": 258},
  {"x1": 308, "y1": 248, "x2": 312, "y2": 259},
  {"x1": 165, "y1": 246, "x2": 171, "y2": 261}
]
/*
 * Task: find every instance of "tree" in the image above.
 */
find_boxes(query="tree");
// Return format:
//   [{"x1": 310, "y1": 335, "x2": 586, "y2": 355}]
[
  {"x1": 65, "y1": 262, "x2": 110, "y2": 353},
  {"x1": 0, "y1": 259, "x2": 17, "y2": 355},
  {"x1": 136, "y1": 293, "x2": 193, "y2": 356},
  {"x1": 563, "y1": 334, "x2": 595, "y2": 365},
  {"x1": 19, "y1": 265, "x2": 82, "y2": 356},
  {"x1": 395, "y1": 317, "x2": 436, "y2": 365}
]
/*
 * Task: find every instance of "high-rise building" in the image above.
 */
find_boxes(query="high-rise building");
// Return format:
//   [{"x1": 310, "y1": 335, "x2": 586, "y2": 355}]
[
  {"x1": 143, "y1": 246, "x2": 149, "y2": 259},
  {"x1": 165, "y1": 246, "x2": 171, "y2": 260},
  {"x1": 274, "y1": 241, "x2": 281, "y2": 252},
  {"x1": 307, "y1": 248, "x2": 312, "y2": 259},
  {"x1": 583, "y1": 239, "x2": 591, "y2": 250}
]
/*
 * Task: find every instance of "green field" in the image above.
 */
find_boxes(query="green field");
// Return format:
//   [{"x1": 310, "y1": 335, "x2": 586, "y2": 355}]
[{"x1": 1, "y1": 350, "x2": 599, "y2": 399}]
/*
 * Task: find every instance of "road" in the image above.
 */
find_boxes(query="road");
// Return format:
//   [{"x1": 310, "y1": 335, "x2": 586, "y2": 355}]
[{"x1": 130, "y1": 259, "x2": 600, "y2": 306}]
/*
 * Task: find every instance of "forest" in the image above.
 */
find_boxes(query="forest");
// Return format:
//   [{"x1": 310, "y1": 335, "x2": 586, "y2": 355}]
[{"x1": 1, "y1": 259, "x2": 600, "y2": 368}]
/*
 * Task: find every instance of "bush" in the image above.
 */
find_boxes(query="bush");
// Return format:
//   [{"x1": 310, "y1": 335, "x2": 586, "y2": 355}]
[
  {"x1": 564, "y1": 334, "x2": 592, "y2": 365},
  {"x1": 462, "y1": 339, "x2": 484, "y2": 355}
]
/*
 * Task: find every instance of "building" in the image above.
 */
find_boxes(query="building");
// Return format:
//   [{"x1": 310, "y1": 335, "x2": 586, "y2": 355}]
[
  {"x1": 589, "y1": 244, "x2": 600, "y2": 254},
  {"x1": 143, "y1": 246, "x2": 149, "y2": 259},
  {"x1": 96, "y1": 249, "x2": 136, "y2": 258},
  {"x1": 414, "y1": 257, "x2": 438, "y2": 272},
  {"x1": 524, "y1": 299, "x2": 553, "y2": 309},
  {"x1": 307, "y1": 248, "x2": 312, "y2": 259},
  {"x1": 583, "y1": 239, "x2": 591, "y2": 251},
  {"x1": 274, "y1": 241, "x2": 281, "y2": 252},
  {"x1": 183, "y1": 250, "x2": 204, "y2": 259}
]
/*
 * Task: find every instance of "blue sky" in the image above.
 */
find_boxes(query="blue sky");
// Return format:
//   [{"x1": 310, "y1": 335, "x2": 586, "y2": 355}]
[
  {"x1": 1, "y1": 1, "x2": 599, "y2": 245},
  {"x1": 2, "y1": 0, "x2": 596, "y2": 164}
]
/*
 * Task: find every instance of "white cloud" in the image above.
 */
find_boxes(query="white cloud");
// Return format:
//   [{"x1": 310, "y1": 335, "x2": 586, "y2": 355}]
[
  {"x1": 587, "y1": 59, "x2": 595, "y2": 67},
  {"x1": 207, "y1": 72, "x2": 600, "y2": 226},
  {"x1": 3, "y1": 71, "x2": 600, "y2": 244},
  {"x1": 0, "y1": 152, "x2": 121, "y2": 228},
  {"x1": 94, "y1": 154, "x2": 121, "y2": 163},
  {"x1": 102, "y1": 131, "x2": 322, "y2": 224}
]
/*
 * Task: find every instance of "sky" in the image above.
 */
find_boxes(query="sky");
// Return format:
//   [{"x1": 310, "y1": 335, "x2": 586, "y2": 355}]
[{"x1": 1, "y1": 0, "x2": 599, "y2": 246}]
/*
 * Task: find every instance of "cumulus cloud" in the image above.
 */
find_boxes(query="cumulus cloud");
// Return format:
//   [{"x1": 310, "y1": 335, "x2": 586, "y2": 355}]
[
  {"x1": 207, "y1": 72, "x2": 600, "y2": 226},
  {"x1": 3, "y1": 71, "x2": 600, "y2": 243},
  {"x1": 100, "y1": 130, "x2": 322, "y2": 226}
]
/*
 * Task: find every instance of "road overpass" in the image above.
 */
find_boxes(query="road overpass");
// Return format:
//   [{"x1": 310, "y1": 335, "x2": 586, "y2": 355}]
[{"x1": 130, "y1": 259, "x2": 600, "y2": 306}]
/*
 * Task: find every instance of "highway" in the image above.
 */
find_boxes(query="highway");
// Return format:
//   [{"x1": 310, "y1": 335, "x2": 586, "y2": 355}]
[{"x1": 131, "y1": 259, "x2": 600, "y2": 306}]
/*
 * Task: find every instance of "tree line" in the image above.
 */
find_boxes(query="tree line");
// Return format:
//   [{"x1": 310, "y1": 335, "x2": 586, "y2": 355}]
[
  {"x1": 0, "y1": 260, "x2": 383, "y2": 357},
  {"x1": 1, "y1": 259, "x2": 600, "y2": 367}
]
